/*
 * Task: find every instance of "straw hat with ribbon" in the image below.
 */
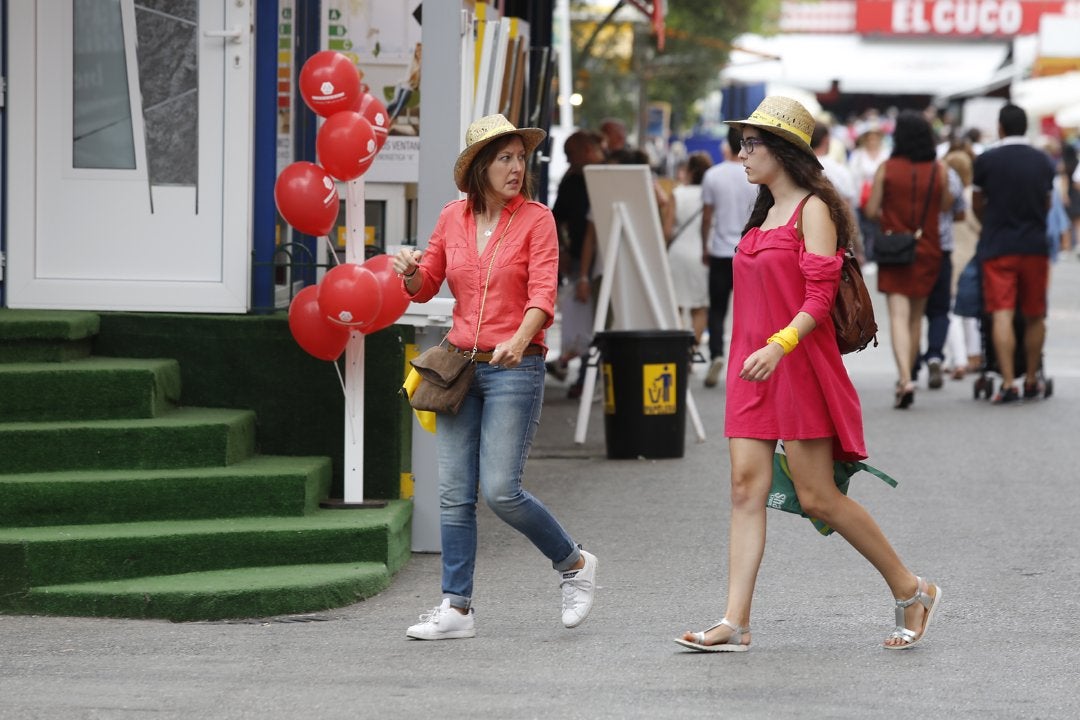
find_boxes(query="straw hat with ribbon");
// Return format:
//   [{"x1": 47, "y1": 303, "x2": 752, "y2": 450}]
[
  {"x1": 453, "y1": 114, "x2": 546, "y2": 192},
  {"x1": 727, "y1": 96, "x2": 818, "y2": 160}
]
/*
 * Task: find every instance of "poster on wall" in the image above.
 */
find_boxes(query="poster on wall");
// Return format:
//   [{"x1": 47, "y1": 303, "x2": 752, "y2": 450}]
[
  {"x1": 323, "y1": 0, "x2": 423, "y2": 183},
  {"x1": 277, "y1": 0, "x2": 296, "y2": 179}
]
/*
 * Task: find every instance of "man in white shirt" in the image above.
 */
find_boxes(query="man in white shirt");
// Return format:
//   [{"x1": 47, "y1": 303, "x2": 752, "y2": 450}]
[{"x1": 699, "y1": 130, "x2": 758, "y2": 387}]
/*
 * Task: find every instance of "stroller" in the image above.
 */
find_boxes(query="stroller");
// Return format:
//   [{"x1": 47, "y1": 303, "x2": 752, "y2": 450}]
[{"x1": 971, "y1": 311, "x2": 1053, "y2": 401}]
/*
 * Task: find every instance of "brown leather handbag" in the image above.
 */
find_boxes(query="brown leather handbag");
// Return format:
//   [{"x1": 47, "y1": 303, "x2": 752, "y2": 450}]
[
  {"x1": 408, "y1": 347, "x2": 476, "y2": 415},
  {"x1": 796, "y1": 197, "x2": 878, "y2": 355},
  {"x1": 831, "y1": 249, "x2": 878, "y2": 355}
]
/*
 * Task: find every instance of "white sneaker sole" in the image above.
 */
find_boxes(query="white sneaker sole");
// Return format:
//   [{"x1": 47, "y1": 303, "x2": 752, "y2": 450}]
[{"x1": 406, "y1": 628, "x2": 476, "y2": 640}]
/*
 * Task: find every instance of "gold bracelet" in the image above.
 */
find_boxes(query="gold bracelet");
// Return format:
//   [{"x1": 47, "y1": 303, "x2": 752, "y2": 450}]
[{"x1": 766, "y1": 326, "x2": 799, "y2": 355}]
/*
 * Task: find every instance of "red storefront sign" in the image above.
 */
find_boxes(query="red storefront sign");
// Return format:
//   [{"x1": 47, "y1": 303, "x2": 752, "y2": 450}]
[{"x1": 856, "y1": 1, "x2": 1068, "y2": 37}]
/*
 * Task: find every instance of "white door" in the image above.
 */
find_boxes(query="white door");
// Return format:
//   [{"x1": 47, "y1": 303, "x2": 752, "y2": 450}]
[{"x1": 5, "y1": 0, "x2": 253, "y2": 312}]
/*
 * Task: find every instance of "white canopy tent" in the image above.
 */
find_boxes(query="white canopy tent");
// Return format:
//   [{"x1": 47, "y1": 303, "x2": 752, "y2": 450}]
[
  {"x1": 722, "y1": 33, "x2": 1011, "y2": 97},
  {"x1": 1010, "y1": 71, "x2": 1080, "y2": 124}
]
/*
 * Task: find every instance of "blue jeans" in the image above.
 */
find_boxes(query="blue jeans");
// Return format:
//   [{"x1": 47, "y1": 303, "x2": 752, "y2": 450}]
[
  {"x1": 435, "y1": 354, "x2": 580, "y2": 609},
  {"x1": 922, "y1": 251, "x2": 953, "y2": 365}
]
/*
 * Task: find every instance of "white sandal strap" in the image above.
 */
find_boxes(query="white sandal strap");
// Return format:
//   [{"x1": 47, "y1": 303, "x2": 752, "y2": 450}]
[
  {"x1": 693, "y1": 617, "x2": 750, "y2": 644},
  {"x1": 891, "y1": 577, "x2": 933, "y2": 641}
]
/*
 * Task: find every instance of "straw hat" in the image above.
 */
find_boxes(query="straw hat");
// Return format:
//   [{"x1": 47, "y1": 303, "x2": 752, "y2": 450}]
[
  {"x1": 453, "y1": 114, "x2": 546, "y2": 192},
  {"x1": 727, "y1": 96, "x2": 817, "y2": 158}
]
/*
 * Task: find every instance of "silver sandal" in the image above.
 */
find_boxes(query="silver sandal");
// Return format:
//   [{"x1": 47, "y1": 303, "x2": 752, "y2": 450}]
[
  {"x1": 883, "y1": 576, "x2": 942, "y2": 650},
  {"x1": 674, "y1": 617, "x2": 750, "y2": 653}
]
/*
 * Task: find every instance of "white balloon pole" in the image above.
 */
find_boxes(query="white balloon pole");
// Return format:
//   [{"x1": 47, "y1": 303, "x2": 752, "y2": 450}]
[{"x1": 322, "y1": 176, "x2": 385, "y2": 509}]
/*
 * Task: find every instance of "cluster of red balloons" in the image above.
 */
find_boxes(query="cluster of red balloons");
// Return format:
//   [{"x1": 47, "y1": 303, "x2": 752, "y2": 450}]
[
  {"x1": 274, "y1": 51, "x2": 391, "y2": 237},
  {"x1": 288, "y1": 254, "x2": 411, "y2": 361},
  {"x1": 278, "y1": 51, "x2": 405, "y2": 361}
]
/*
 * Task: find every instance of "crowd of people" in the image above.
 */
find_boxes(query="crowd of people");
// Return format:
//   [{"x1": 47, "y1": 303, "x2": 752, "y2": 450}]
[{"x1": 546, "y1": 100, "x2": 1068, "y2": 408}]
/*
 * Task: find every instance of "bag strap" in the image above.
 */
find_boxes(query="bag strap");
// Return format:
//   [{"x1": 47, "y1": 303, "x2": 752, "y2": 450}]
[
  {"x1": 847, "y1": 461, "x2": 899, "y2": 488},
  {"x1": 470, "y1": 206, "x2": 520, "y2": 357},
  {"x1": 792, "y1": 193, "x2": 814, "y2": 241},
  {"x1": 910, "y1": 162, "x2": 938, "y2": 238},
  {"x1": 669, "y1": 205, "x2": 703, "y2": 244}
]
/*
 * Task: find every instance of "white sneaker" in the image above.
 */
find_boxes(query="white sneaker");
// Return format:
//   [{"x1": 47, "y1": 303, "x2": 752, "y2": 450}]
[
  {"x1": 406, "y1": 599, "x2": 475, "y2": 640},
  {"x1": 559, "y1": 550, "x2": 598, "y2": 628},
  {"x1": 704, "y1": 358, "x2": 724, "y2": 388}
]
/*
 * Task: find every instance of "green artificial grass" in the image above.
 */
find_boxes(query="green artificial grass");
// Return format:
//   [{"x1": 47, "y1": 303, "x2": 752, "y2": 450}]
[
  {"x1": 23, "y1": 562, "x2": 392, "y2": 621},
  {"x1": 0, "y1": 501, "x2": 411, "y2": 609},
  {"x1": 0, "y1": 357, "x2": 181, "y2": 422},
  {"x1": 94, "y1": 312, "x2": 412, "y2": 499},
  {"x1": 0, "y1": 407, "x2": 257, "y2": 473},
  {"x1": 0, "y1": 309, "x2": 100, "y2": 340},
  {"x1": 0, "y1": 310, "x2": 100, "y2": 363},
  {"x1": 0, "y1": 455, "x2": 333, "y2": 528},
  {"x1": 0, "y1": 310, "x2": 414, "y2": 621}
]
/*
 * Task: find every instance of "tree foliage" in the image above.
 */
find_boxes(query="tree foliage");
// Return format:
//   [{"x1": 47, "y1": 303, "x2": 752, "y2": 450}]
[{"x1": 571, "y1": 0, "x2": 778, "y2": 135}]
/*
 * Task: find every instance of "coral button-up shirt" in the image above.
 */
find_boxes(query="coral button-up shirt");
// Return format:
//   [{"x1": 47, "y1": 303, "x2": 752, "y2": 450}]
[{"x1": 405, "y1": 193, "x2": 559, "y2": 352}]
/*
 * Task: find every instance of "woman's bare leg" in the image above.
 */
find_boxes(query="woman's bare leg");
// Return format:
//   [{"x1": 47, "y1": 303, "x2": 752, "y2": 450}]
[
  {"x1": 681, "y1": 438, "x2": 774, "y2": 646},
  {"x1": 784, "y1": 438, "x2": 933, "y2": 647}
]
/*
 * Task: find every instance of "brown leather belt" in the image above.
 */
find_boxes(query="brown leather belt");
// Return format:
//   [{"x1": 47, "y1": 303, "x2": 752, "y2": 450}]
[{"x1": 447, "y1": 343, "x2": 544, "y2": 363}]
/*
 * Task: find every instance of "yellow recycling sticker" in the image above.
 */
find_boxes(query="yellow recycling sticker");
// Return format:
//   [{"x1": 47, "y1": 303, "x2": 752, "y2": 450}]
[{"x1": 642, "y1": 363, "x2": 677, "y2": 415}]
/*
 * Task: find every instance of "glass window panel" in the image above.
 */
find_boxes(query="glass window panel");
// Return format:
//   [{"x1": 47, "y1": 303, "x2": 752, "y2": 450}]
[
  {"x1": 73, "y1": 0, "x2": 136, "y2": 169},
  {"x1": 135, "y1": 2, "x2": 198, "y2": 186}
]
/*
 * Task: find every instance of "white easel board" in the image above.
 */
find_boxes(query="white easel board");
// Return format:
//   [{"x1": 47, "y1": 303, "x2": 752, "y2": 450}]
[
  {"x1": 576, "y1": 165, "x2": 706, "y2": 446},
  {"x1": 583, "y1": 165, "x2": 680, "y2": 330}
]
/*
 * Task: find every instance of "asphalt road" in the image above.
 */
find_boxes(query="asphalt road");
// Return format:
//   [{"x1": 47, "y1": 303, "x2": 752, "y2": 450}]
[{"x1": 2, "y1": 256, "x2": 1079, "y2": 720}]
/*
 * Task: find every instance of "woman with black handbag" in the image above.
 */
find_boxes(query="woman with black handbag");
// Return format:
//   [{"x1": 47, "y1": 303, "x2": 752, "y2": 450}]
[
  {"x1": 865, "y1": 110, "x2": 953, "y2": 408},
  {"x1": 392, "y1": 114, "x2": 597, "y2": 641}
]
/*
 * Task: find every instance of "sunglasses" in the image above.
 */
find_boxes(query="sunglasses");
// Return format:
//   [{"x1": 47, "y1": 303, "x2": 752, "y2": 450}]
[{"x1": 740, "y1": 137, "x2": 765, "y2": 155}]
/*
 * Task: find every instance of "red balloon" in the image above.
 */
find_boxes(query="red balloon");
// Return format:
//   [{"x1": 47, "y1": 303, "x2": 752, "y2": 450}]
[
  {"x1": 316, "y1": 111, "x2": 378, "y2": 181},
  {"x1": 356, "y1": 93, "x2": 390, "y2": 151},
  {"x1": 318, "y1": 263, "x2": 382, "y2": 328},
  {"x1": 360, "y1": 254, "x2": 413, "y2": 334},
  {"x1": 299, "y1": 51, "x2": 362, "y2": 118},
  {"x1": 288, "y1": 285, "x2": 351, "y2": 361},
  {"x1": 274, "y1": 161, "x2": 339, "y2": 237}
]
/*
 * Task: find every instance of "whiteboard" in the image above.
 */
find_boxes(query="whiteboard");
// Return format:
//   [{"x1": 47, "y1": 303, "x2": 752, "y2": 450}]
[{"x1": 583, "y1": 165, "x2": 681, "y2": 330}]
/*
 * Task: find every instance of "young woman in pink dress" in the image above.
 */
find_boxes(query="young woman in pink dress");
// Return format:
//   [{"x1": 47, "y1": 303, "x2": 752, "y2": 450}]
[{"x1": 675, "y1": 97, "x2": 941, "y2": 652}]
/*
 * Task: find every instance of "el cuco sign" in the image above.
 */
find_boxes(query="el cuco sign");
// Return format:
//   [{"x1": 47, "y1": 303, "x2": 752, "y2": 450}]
[{"x1": 856, "y1": 1, "x2": 1072, "y2": 37}]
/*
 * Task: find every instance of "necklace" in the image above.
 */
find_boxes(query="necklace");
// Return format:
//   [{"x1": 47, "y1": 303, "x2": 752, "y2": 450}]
[{"x1": 478, "y1": 214, "x2": 500, "y2": 238}]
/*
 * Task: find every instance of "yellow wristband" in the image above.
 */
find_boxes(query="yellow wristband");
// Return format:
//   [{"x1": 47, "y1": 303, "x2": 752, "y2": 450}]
[{"x1": 766, "y1": 326, "x2": 799, "y2": 355}]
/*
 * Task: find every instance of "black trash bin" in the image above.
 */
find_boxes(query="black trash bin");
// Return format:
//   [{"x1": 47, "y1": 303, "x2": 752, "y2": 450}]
[{"x1": 593, "y1": 330, "x2": 695, "y2": 459}]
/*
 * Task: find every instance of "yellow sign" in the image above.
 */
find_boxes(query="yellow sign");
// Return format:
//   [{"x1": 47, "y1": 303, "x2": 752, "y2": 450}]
[
  {"x1": 642, "y1": 363, "x2": 677, "y2": 415},
  {"x1": 602, "y1": 363, "x2": 615, "y2": 414}
]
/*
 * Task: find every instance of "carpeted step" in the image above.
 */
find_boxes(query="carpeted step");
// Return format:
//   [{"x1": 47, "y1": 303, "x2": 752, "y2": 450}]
[
  {"x1": 0, "y1": 407, "x2": 257, "y2": 473},
  {"x1": 0, "y1": 309, "x2": 100, "y2": 363},
  {"x1": 0, "y1": 455, "x2": 333, "y2": 528},
  {"x1": 18, "y1": 562, "x2": 392, "y2": 621},
  {"x1": 0, "y1": 501, "x2": 412, "y2": 593},
  {"x1": 0, "y1": 357, "x2": 182, "y2": 422}
]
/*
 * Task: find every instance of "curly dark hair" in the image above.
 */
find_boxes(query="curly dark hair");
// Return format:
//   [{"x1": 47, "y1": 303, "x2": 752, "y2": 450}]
[
  {"x1": 741, "y1": 131, "x2": 858, "y2": 250},
  {"x1": 890, "y1": 110, "x2": 937, "y2": 162}
]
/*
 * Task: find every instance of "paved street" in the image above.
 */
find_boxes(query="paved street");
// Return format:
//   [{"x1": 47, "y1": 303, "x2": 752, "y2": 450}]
[{"x1": 2, "y1": 257, "x2": 1079, "y2": 719}]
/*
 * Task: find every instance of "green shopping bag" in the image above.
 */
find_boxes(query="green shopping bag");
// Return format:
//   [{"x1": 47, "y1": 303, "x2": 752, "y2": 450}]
[{"x1": 768, "y1": 453, "x2": 898, "y2": 536}]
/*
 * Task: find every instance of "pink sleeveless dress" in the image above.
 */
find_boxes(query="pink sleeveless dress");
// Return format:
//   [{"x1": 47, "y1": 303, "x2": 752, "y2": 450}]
[{"x1": 724, "y1": 201, "x2": 867, "y2": 462}]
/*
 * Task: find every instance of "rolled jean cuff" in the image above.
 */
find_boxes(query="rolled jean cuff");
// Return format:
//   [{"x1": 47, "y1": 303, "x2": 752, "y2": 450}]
[
  {"x1": 444, "y1": 594, "x2": 471, "y2": 611},
  {"x1": 552, "y1": 544, "x2": 582, "y2": 573}
]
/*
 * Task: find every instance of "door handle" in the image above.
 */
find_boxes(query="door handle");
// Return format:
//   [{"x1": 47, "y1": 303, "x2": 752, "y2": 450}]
[{"x1": 204, "y1": 27, "x2": 243, "y2": 44}]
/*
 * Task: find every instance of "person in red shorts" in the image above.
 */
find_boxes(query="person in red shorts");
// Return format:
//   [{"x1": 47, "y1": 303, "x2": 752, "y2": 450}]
[{"x1": 972, "y1": 104, "x2": 1055, "y2": 404}]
